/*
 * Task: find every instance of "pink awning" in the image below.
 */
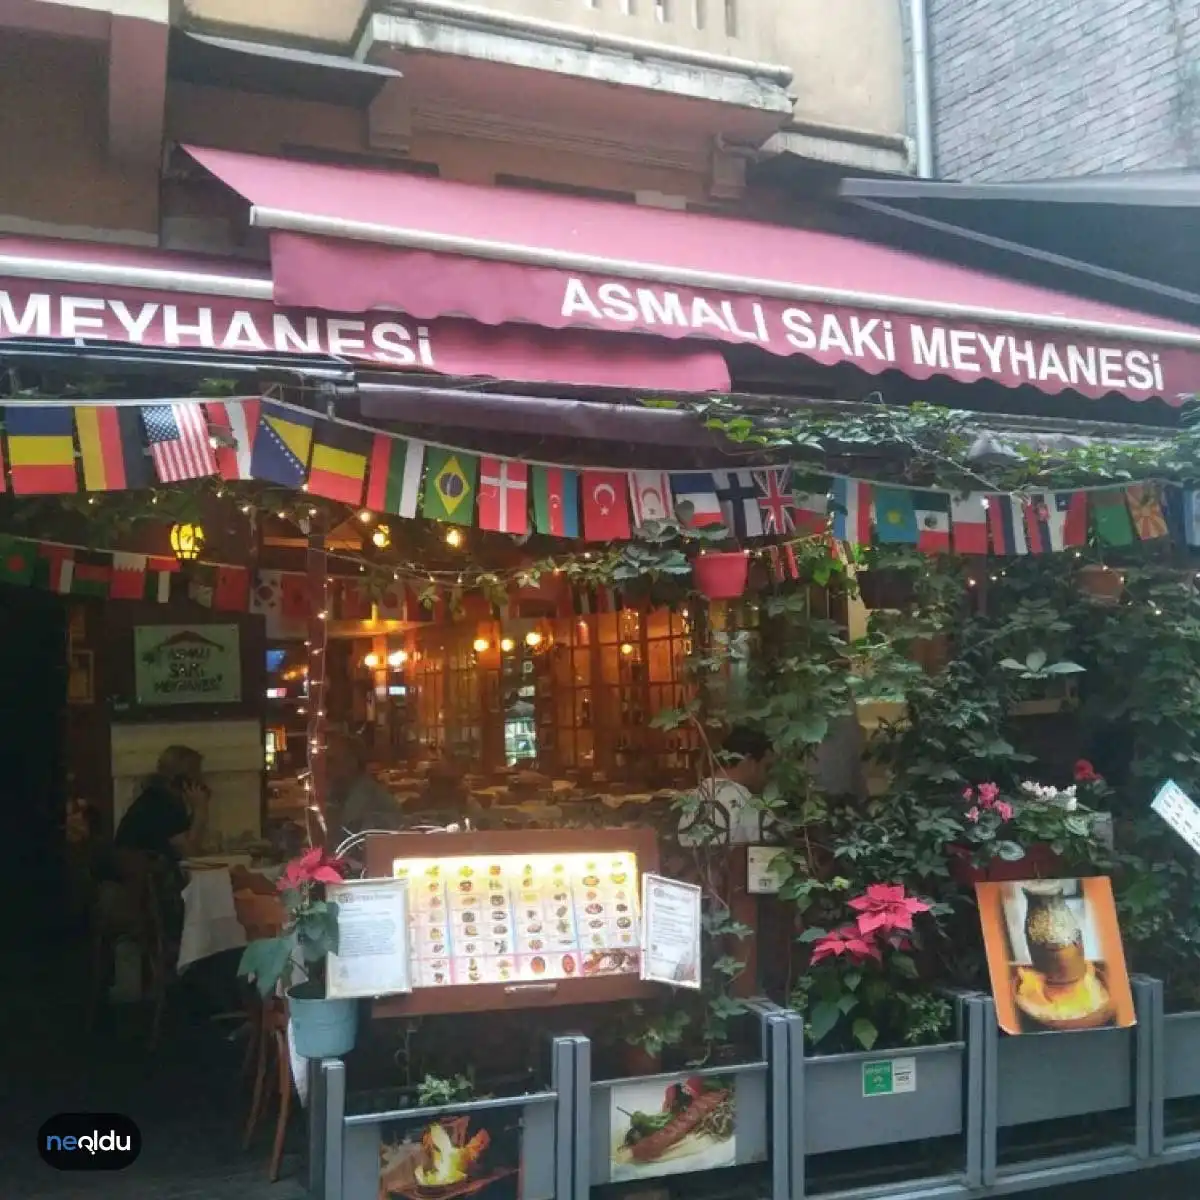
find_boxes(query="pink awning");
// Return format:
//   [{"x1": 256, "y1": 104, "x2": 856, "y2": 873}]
[
  {"x1": 0, "y1": 236, "x2": 729, "y2": 392},
  {"x1": 186, "y1": 143, "x2": 1200, "y2": 405}
]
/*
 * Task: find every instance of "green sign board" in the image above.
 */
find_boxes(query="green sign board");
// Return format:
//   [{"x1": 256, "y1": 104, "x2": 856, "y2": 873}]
[
  {"x1": 133, "y1": 624, "x2": 242, "y2": 706},
  {"x1": 861, "y1": 1056, "x2": 917, "y2": 1097}
]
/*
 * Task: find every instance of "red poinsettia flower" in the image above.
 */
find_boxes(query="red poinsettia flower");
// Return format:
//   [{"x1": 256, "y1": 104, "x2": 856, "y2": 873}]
[
  {"x1": 848, "y1": 884, "x2": 932, "y2": 938},
  {"x1": 277, "y1": 846, "x2": 347, "y2": 892},
  {"x1": 810, "y1": 924, "x2": 882, "y2": 965},
  {"x1": 1074, "y1": 759, "x2": 1100, "y2": 783}
]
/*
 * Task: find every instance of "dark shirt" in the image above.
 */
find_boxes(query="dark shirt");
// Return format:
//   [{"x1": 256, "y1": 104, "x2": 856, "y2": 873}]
[{"x1": 115, "y1": 779, "x2": 192, "y2": 863}]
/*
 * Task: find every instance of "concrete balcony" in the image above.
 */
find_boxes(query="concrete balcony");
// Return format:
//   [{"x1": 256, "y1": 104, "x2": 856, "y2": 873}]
[{"x1": 180, "y1": 0, "x2": 909, "y2": 191}]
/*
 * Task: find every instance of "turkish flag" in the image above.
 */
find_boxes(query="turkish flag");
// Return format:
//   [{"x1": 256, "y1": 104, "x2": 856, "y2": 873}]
[
  {"x1": 280, "y1": 572, "x2": 312, "y2": 621},
  {"x1": 213, "y1": 565, "x2": 250, "y2": 611},
  {"x1": 582, "y1": 471, "x2": 632, "y2": 542}
]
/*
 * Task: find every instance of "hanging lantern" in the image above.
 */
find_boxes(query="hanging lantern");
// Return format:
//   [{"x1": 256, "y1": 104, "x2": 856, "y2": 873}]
[
  {"x1": 169, "y1": 522, "x2": 205, "y2": 562},
  {"x1": 372, "y1": 524, "x2": 392, "y2": 549}
]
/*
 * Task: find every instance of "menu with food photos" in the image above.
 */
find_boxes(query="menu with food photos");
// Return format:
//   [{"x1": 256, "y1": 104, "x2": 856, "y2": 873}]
[{"x1": 393, "y1": 852, "x2": 642, "y2": 988}]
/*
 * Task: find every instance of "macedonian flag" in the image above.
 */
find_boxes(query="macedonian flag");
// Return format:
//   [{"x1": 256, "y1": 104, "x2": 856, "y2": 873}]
[{"x1": 422, "y1": 448, "x2": 478, "y2": 525}]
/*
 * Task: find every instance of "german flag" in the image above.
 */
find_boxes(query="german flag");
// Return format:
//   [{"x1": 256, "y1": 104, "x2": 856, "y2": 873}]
[
  {"x1": 6, "y1": 405, "x2": 78, "y2": 494},
  {"x1": 74, "y1": 405, "x2": 151, "y2": 491},
  {"x1": 307, "y1": 421, "x2": 371, "y2": 505}
]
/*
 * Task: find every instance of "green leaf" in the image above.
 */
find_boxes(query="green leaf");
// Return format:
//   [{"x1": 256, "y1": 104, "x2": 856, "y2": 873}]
[
  {"x1": 809, "y1": 1000, "x2": 842, "y2": 1044},
  {"x1": 999, "y1": 658, "x2": 1026, "y2": 672},
  {"x1": 797, "y1": 926, "x2": 827, "y2": 944},
  {"x1": 794, "y1": 714, "x2": 830, "y2": 744},
  {"x1": 237, "y1": 936, "x2": 293, "y2": 998},
  {"x1": 1025, "y1": 649, "x2": 1048, "y2": 672},
  {"x1": 994, "y1": 840, "x2": 1027, "y2": 862},
  {"x1": 842, "y1": 969, "x2": 863, "y2": 992},
  {"x1": 1044, "y1": 661, "x2": 1086, "y2": 675},
  {"x1": 852, "y1": 1018, "x2": 879, "y2": 1051},
  {"x1": 837, "y1": 992, "x2": 859, "y2": 1015},
  {"x1": 890, "y1": 953, "x2": 919, "y2": 980}
]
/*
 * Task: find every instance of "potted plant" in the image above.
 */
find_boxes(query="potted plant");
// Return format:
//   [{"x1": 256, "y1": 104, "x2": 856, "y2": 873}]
[
  {"x1": 618, "y1": 1007, "x2": 691, "y2": 1076},
  {"x1": 791, "y1": 884, "x2": 968, "y2": 1157},
  {"x1": 237, "y1": 846, "x2": 358, "y2": 1059},
  {"x1": 948, "y1": 775, "x2": 1108, "y2": 885}
]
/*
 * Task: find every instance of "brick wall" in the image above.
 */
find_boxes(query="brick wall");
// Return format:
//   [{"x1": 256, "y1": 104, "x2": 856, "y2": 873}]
[{"x1": 926, "y1": 0, "x2": 1200, "y2": 180}]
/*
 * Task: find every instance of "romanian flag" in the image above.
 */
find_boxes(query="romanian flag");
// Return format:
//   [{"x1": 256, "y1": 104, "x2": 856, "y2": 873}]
[
  {"x1": 308, "y1": 421, "x2": 371, "y2": 505},
  {"x1": 75, "y1": 405, "x2": 150, "y2": 492},
  {"x1": 250, "y1": 402, "x2": 313, "y2": 488},
  {"x1": 6, "y1": 405, "x2": 77, "y2": 494}
]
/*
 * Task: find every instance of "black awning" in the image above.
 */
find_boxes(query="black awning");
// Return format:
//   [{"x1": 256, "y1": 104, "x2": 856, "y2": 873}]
[
  {"x1": 170, "y1": 32, "x2": 400, "y2": 107},
  {"x1": 829, "y1": 172, "x2": 1200, "y2": 325}
]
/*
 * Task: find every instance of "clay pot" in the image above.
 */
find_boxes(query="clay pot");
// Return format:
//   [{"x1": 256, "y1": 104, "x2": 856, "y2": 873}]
[
  {"x1": 948, "y1": 841, "x2": 1064, "y2": 885},
  {"x1": 692, "y1": 552, "x2": 750, "y2": 600},
  {"x1": 1076, "y1": 565, "x2": 1124, "y2": 604},
  {"x1": 619, "y1": 1045, "x2": 662, "y2": 1077}
]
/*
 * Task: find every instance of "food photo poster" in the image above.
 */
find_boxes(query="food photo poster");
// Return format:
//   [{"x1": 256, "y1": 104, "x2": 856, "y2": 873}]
[
  {"x1": 379, "y1": 1111, "x2": 520, "y2": 1200},
  {"x1": 609, "y1": 1074, "x2": 736, "y2": 1182},
  {"x1": 976, "y1": 876, "x2": 1136, "y2": 1036}
]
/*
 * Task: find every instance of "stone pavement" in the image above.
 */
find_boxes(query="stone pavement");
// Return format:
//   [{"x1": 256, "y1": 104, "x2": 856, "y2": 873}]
[{"x1": 5, "y1": 943, "x2": 307, "y2": 1200}]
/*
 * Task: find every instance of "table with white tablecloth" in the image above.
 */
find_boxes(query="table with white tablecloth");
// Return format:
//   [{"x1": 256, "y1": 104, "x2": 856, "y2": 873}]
[{"x1": 177, "y1": 864, "x2": 284, "y2": 972}]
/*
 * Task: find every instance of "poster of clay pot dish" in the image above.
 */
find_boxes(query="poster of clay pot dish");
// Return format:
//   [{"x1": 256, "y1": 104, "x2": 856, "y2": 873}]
[
  {"x1": 976, "y1": 877, "x2": 1136, "y2": 1035},
  {"x1": 379, "y1": 1112, "x2": 520, "y2": 1200}
]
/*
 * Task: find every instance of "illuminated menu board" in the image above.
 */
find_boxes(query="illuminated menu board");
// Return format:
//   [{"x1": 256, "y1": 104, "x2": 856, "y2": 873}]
[{"x1": 394, "y1": 852, "x2": 641, "y2": 989}]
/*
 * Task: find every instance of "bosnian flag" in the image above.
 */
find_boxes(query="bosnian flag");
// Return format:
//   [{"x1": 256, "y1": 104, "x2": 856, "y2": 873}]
[
  {"x1": 988, "y1": 495, "x2": 1029, "y2": 555},
  {"x1": 670, "y1": 472, "x2": 725, "y2": 528},
  {"x1": 831, "y1": 477, "x2": 872, "y2": 545},
  {"x1": 950, "y1": 494, "x2": 989, "y2": 555},
  {"x1": 914, "y1": 491, "x2": 951, "y2": 553}
]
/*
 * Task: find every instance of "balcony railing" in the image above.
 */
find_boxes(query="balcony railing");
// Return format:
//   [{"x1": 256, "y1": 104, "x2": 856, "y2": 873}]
[{"x1": 465, "y1": 0, "x2": 771, "y2": 69}]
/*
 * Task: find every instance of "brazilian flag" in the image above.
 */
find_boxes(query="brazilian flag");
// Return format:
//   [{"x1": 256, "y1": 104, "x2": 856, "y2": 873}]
[{"x1": 422, "y1": 449, "x2": 478, "y2": 526}]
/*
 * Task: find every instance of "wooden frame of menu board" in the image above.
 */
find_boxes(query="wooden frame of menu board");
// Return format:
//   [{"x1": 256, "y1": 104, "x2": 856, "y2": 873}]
[{"x1": 364, "y1": 826, "x2": 660, "y2": 1016}]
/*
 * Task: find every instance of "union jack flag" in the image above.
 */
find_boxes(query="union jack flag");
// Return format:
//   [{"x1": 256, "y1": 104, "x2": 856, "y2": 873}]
[{"x1": 753, "y1": 467, "x2": 798, "y2": 535}]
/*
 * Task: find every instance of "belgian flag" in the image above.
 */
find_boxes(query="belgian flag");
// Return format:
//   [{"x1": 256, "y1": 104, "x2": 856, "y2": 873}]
[
  {"x1": 307, "y1": 422, "x2": 371, "y2": 505},
  {"x1": 74, "y1": 405, "x2": 151, "y2": 491}
]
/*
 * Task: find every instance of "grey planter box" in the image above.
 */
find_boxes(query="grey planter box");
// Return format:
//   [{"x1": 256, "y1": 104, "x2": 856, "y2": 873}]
[
  {"x1": 307, "y1": 1035, "x2": 578, "y2": 1200},
  {"x1": 575, "y1": 1002, "x2": 789, "y2": 1200},
  {"x1": 994, "y1": 1025, "x2": 1134, "y2": 1127},
  {"x1": 978, "y1": 978, "x2": 1157, "y2": 1188},
  {"x1": 802, "y1": 1041, "x2": 968, "y2": 1155},
  {"x1": 1163, "y1": 1010, "x2": 1200, "y2": 1101}
]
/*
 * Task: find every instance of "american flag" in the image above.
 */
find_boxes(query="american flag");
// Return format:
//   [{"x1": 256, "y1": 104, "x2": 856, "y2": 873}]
[{"x1": 142, "y1": 403, "x2": 217, "y2": 482}]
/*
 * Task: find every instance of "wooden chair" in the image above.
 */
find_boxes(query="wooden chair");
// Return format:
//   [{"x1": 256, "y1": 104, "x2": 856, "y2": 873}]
[
  {"x1": 88, "y1": 847, "x2": 171, "y2": 1048},
  {"x1": 233, "y1": 890, "x2": 293, "y2": 1182}
]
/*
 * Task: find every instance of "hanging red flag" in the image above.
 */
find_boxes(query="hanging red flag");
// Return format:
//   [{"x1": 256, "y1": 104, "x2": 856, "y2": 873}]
[
  {"x1": 478, "y1": 457, "x2": 529, "y2": 535},
  {"x1": 213, "y1": 565, "x2": 250, "y2": 612},
  {"x1": 581, "y1": 471, "x2": 631, "y2": 542}
]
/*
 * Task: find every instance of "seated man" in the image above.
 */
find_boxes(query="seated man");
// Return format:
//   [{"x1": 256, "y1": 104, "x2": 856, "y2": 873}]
[
  {"x1": 677, "y1": 725, "x2": 775, "y2": 846},
  {"x1": 326, "y1": 733, "x2": 401, "y2": 840}
]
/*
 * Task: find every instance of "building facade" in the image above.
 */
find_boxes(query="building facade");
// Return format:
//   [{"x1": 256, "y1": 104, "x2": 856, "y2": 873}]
[
  {"x1": 924, "y1": 0, "x2": 1200, "y2": 181},
  {"x1": 0, "y1": 0, "x2": 911, "y2": 250}
]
